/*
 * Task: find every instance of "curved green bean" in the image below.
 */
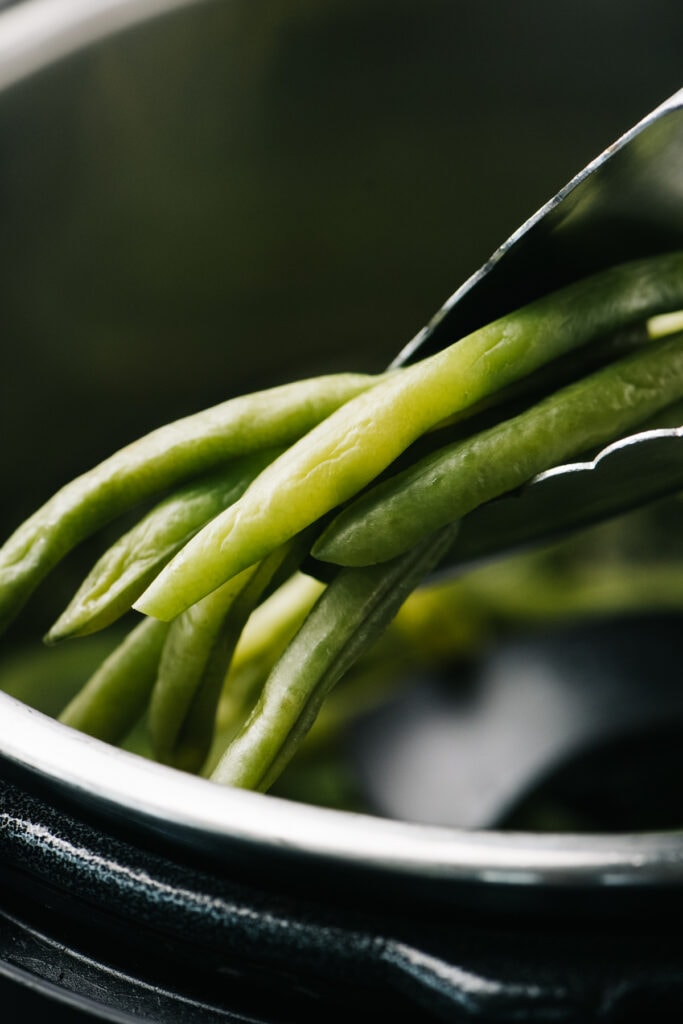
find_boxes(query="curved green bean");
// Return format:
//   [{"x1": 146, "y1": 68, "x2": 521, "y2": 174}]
[
  {"x1": 136, "y1": 252, "x2": 683, "y2": 622},
  {"x1": 314, "y1": 329, "x2": 683, "y2": 566},
  {"x1": 148, "y1": 567, "x2": 257, "y2": 768},
  {"x1": 228, "y1": 572, "x2": 325, "y2": 675},
  {"x1": 0, "y1": 372, "x2": 377, "y2": 635},
  {"x1": 203, "y1": 573, "x2": 326, "y2": 773},
  {"x1": 58, "y1": 616, "x2": 169, "y2": 744},
  {"x1": 210, "y1": 522, "x2": 459, "y2": 792},
  {"x1": 149, "y1": 537, "x2": 310, "y2": 772},
  {"x1": 47, "y1": 450, "x2": 280, "y2": 642}
]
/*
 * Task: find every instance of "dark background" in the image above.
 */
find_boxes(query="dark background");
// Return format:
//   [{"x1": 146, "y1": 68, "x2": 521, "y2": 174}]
[{"x1": 1, "y1": 0, "x2": 681, "y2": 523}]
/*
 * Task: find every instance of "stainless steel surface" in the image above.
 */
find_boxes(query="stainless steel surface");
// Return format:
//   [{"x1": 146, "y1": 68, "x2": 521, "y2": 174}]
[
  {"x1": 353, "y1": 615, "x2": 683, "y2": 830},
  {"x1": 394, "y1": 87, "x2": 683, "y2": 363},
  {"x1": 397, "y1": 89, "x2": 683, "y2": 566},
  {"x1": 1, "y1": 0, "x2": 683, "y2": 900},
  {"x1": 447, "y1": 425, "x2": 683, "y2": 572},
  {"x1": 0, "y1": 0, "x2": 197, "y2": 91},
  {"x1": 4, "y1": 687, "x2": 683, "y2": 889}
]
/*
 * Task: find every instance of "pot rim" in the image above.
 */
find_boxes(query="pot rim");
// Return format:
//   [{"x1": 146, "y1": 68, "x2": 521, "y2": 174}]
[
  {"x1": 1, "y1": 0, "x2": 683, "y2": 894},
  {"x1": 3, "y1": 690, "x2": 683, "y2": 890},
  {"x1": 0, "y1": 0, "x2": 204, "y2": 93}
]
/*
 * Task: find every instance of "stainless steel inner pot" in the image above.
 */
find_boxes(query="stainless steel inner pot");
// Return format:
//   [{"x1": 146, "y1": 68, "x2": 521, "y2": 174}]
[{"x1": 2, "y1": 0, "x2": 683, "y2": 926}]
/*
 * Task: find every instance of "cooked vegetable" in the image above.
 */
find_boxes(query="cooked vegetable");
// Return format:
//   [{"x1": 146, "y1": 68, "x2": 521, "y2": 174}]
[
  {"x1": 48, "y1": 451, "x2": 280, "y2": 642},
  {"x1": 1, "y1": 252, "x2": 683, "y2": 798},
  {"x1": 211, "y1": 523, "x2": 459, "y2": 791},
  {"x1": 0, "y1": 373, "x2": 376, "y2": 635},
  {"x1": 148, "y1": 566, "x2": 258, "y2": 770},
  {"x1": 314, "y1": 328, "x2": 683, "y2": 565},
  {"x1": 135, "y1": 252, "x2": 683, "y2": 621},
  {"x1": 149, "y1": 534, "x2": 309, "y2": 772},
  {"x1": 59, "y1": 616, "x2": 169, "y2": 744}
]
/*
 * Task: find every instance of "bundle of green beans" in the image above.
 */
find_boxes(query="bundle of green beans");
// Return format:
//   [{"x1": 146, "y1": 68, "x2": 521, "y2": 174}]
[{"x1": 2, "y1": 252, "x2": 683, "y2": 793}]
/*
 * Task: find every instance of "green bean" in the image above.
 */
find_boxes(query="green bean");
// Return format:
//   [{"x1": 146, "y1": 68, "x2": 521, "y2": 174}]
[
  {"x1": 148, "y1": 567, "x2": 257, "y2": 767},
  {"x1": 149, "y1": 538, "x2": 309, "y2": 772},
  {"x1": 202, "y1": 574, "x2": 326, "y2": 773},
  {"x1": 204, "y1": 568, "x2": 485, "y2": 774},
  {"x1": 173, "y1": 566, "x2": 295, "y2": 774},
  {"x1": 0, "y1": 372, "x2": 377, "y2": 635},
  {"x1": 314, "y1": 330, "x2": 683, "y2": 566},
  {"x1": 58, "y1": 616, "x2": 169, "y2": 744},
  {"x1": 47, "y1": 450, "x2": 280, "y2": 643},
  {"x1": 228, "y1": 572, "x2": 325, "y2": 675},
  {"x1": 210, "y1": 522, "x2": 459, "y2": 792},
  {"x1": 136, "y1": 252, "x2": 683, "y2": 622}
]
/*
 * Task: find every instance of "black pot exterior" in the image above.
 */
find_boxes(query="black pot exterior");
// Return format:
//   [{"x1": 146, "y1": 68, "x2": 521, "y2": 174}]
[{"x1": 2, "y1": 770, "x2": 683, "y2": 1024}]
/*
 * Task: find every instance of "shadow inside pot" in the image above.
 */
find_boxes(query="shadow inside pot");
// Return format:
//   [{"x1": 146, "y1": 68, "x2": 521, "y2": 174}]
[{"x1": 350, "y1": 613, "x2": 683, "y2": 832}]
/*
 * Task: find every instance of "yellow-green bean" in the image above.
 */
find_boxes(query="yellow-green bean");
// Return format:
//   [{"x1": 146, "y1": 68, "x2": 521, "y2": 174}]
[
  {"x1": 48, "y1": 450, "x2": 280, "y2": 642},
  {"x1": 210, "y1": 523, "x2": 458, "y2": 792},
  {"x1": 314, "y1": 330, "x2": 683, "y2": 566},
  {"x1": 148, "y1": 567, "x2": 257, "y2": 768},
  {"x1": 137, "y1": 252, "x2": 683, "y2": 622},
  {"x1": 58, "y1": 616, "x2": 169, "y2": 744},
  {"x1": 149, "y1": 537, "x2": 309, "y2": 772},
  {"x1": 0, "y1": 372, "x2": 376, "y2": 635}
]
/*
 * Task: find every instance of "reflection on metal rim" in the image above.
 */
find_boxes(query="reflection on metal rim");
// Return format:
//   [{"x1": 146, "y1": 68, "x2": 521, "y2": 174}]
[
  {"x1": 2, "y1": 690, "x2": 683, "y2": 889},
  {"x1": 0, "y1": 0, "x2": 205, "y2": 92}
]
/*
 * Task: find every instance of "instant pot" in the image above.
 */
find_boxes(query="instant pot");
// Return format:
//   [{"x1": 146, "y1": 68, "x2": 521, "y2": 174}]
[{"x1": 1, "y1": 1, "x2": 683, "y2": 1020}]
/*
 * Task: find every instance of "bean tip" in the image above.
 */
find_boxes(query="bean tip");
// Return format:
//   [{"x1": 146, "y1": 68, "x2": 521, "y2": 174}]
[
  {"x1": 310, "y1": 529, "x2": 371, "y2": 568},
  {"x1": 132, "y1": 592, "x2": 175, "y2": 622},
  {"x1": 44, "y1": 615, "x2": 99, "y2": 644},
  {"x1": 43, "y1": 625, "x2": 65, "y2": 646}
]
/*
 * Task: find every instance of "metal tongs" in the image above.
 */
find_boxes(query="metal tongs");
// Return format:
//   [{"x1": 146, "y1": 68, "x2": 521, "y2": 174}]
[
  {"x1": 355, "y1": 92, "x2": 683, "y2": 827},
  {"x1": 392, "y1": 88, "x2": 683, "y2": 571}
]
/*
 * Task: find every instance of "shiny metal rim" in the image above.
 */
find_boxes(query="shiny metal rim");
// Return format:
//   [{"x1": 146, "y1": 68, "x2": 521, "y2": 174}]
[{"x1": 3, "y1": 690, "x2": 683, "y2": 889}]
